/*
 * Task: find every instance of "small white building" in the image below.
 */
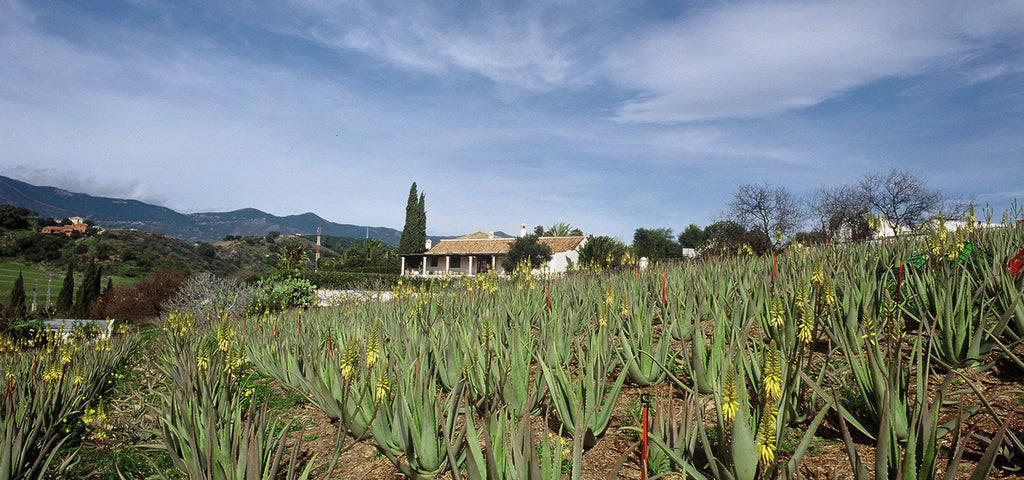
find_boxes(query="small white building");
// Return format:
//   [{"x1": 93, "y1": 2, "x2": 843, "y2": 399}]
[
  {"x1": 43, "y1": 319, "x2": 116, "y2": 339},
  {"x1": 401, "y1": 231, "x2": 586, "y2": 276}
]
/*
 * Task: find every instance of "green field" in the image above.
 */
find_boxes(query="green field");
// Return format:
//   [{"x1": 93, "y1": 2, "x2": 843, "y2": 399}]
[
  {"x1": 0, "y1": 261, "x2": 135, "y2": 309},
  {"x1": 0, "y1": 262, "x2": 62, "y2": 308}
]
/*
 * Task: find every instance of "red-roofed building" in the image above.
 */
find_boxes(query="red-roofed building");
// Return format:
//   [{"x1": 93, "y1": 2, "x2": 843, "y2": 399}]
[{"x1": 41, "y1": 217, "x2": 88, "y2": 236}]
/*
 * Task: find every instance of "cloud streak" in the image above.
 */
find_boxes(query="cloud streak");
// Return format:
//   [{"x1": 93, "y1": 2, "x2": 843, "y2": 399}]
[{"x1": 606, "y1": 1, "x2": 1022, "y2": 122}]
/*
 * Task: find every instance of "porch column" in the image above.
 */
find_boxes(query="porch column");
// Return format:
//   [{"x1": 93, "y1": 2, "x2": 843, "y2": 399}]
[
  {"x1": 422, "y1": 256, "x2": 427, "y2": 275},
  {"x1": 491, "y1": 255, "x2": 497, "y2": 272},
  {"x1": 401, "y1": 257, "x2": 406, "y2": 275},
  {"x1": 445, "y1": 256, "x2": 450, "y2": 275},
  {"x1": 468, "y1": 256, "x2": 474, "y2": 276}
]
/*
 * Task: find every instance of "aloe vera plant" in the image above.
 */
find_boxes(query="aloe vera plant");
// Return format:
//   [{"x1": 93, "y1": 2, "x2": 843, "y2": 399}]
[
  {"x1": 153, "y1": 311, "x2": 312, "y2": 480},
  {"x1": 539, "y1": 331, "x2": 626, "y2": 450},
  {"x1": 1, "y1": 329, "x2": 141, "y2": 480},
  {"x1": 904, "y1": 261, "x2": 1017, "y2": 369},
  {"x1": 616, "y1": 285, "x2": 672, "y2": 387},
  {"x1": 368, "y1": 355, "x2": 464, "y2": 479},
  {"x1": 833, "y1": 340, "x2": 998, "y2": 480}
]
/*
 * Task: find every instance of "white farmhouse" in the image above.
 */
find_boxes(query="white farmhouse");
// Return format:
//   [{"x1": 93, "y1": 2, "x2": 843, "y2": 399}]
[{"x1": 401, "y1": 231, "x2": 586, "y2": 276}]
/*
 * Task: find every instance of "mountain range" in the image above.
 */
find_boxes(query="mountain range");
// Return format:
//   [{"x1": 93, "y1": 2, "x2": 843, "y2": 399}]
[{"x1": 0, "y1": 175, "x2": 404, "y2": 245}]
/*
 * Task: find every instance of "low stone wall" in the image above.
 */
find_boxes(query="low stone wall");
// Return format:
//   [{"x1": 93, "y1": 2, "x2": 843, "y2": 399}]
[{"x1": 315, "y1": 289, "x2": 394, "y2": 307}]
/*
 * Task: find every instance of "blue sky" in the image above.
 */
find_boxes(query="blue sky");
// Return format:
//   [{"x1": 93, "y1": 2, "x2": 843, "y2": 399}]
[{"x1": 2, "y1": 0, "x2": 1022, "y2": 240}]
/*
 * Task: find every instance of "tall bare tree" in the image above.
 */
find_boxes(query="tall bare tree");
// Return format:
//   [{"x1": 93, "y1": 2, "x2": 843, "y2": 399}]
[
  {"x1": 728, "y1": 183, "x2": 804, "y2": 252},
  {"x1": 859, "y1": 169, "x2": 941, "y2": 239},
  {"x1": 808, "y1": 184, "x2": 871, "y2": 242}
]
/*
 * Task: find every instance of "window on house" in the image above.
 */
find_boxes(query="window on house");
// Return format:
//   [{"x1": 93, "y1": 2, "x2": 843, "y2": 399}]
[
  {"x1": 430, "y1": 257, "x2": 438, "y2": 267},
  {"x1": 450, "y1": 256, "x2": 461, "y2": 268}
]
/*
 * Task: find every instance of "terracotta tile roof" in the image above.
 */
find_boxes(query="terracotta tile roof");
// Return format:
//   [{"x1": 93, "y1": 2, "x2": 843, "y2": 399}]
[
  {"x1": 456, "y1": 231, "x2": 495, "y2": 240},
  {"x1": 541, "y1": 236, "x2": 586, "y2": 253},
  {"x1": 417, "y1": 236, "x2": 585, "y2": 256}
]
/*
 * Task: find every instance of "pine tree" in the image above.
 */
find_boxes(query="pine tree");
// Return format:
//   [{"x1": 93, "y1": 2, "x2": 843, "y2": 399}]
[
  {"x1": 8, "y1": 272, "x2": 27, "y2": 318},
  {"x1": 56, "y1": 261, "x2": 75, "y2": 315},
  {"x1": 399, "y1": 182, "x2": 427, "y2": 254}
]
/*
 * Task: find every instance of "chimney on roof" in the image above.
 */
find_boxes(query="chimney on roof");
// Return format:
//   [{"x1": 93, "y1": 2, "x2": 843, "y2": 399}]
[
  {"x1": 520, "y1": 223, "x2": 527, "y2": 238},
  {"x1": 425, "y1": 238, "x2": 432, "y2": 250},
  {"x1": 488, "y1": 231, "x2": 494, "y2": 239}
]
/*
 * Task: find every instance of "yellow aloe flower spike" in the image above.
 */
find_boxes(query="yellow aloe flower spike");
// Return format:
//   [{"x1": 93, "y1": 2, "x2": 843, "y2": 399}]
[
  {"x1": 366, "y1": 326, "x2": 380, "y2": 370},
  {"x1": 375, "y1": 370, "x2": 390, "y2": 404},
  {"x1": 763, "y1": 341, "x2": 782, "y2": 402},
  {"x1": 769, "y1": 296, "x2": 785, "y2": 329},
  {"x1": 341, "y1": 342, "x2": 359, "y2": 382},
  {"x1": 721, "y1": 365, "x2": 738, "y2": 425},
  {"x1": 757, "y1": 402, "x2": 778, "y2": 466},
  {"x1": 796, "y1": 290, "x2": 813, "y2": 344}
]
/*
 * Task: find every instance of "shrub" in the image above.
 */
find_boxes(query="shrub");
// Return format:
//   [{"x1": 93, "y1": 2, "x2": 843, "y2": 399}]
[
  {"x1": 249, "y1": 276, "x2": 316, "y2": 314},
  {"x1": 162, "y1": 272, "x2": 254, "y2": 326},
  {"x1": 95, "y1": 268, "x2": 188, "y2": 321}
]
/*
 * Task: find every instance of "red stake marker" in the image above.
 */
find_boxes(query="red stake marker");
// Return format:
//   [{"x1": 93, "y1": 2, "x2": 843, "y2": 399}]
[
  {"x1": 641, "y1": 394, "x2": 650, "y2": 480},
  {"x1": 545, "y1": 283, "x2": 551, "y2": 310},
  {"x1": 896, "y1": 263, "x2": 904, "y2": 303},
  {"x1": 771, "y1": 255, "x2": 777, "y2": 284},
  {"x1": 662, "y1": 272, "x2": 667, "y2": 307}
]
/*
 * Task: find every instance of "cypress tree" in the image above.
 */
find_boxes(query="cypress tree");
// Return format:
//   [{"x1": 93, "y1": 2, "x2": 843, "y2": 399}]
[
  {"x1": 416, "y1": 192, "x2": 427, "y2": 253},
  {"x1": 56, "y1": 261, "x2": 75, "y2": 315},
  {"x1": 398, "y1": 182, "x2": 421, "y2": 254},
  {"x1": 8, "y1": 272, "x2": 27, "y2": 318},
  {"x1": 75, "y1": 260, "x2": 101, "y2": 317}
]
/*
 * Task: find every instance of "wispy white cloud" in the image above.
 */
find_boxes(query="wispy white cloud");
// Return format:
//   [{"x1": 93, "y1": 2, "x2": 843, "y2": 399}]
[
  {"x1": 605, "y1": 0, "x2": 1024, "y2": 123},
  {"x1": 277, "y1": 0, "x2": 613, "y2": 90}
]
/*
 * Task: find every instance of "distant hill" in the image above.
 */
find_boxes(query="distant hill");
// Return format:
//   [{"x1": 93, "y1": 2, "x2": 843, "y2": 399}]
[{"x1": 0, "y1": 175, "x2": 403, "y2": 245}]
